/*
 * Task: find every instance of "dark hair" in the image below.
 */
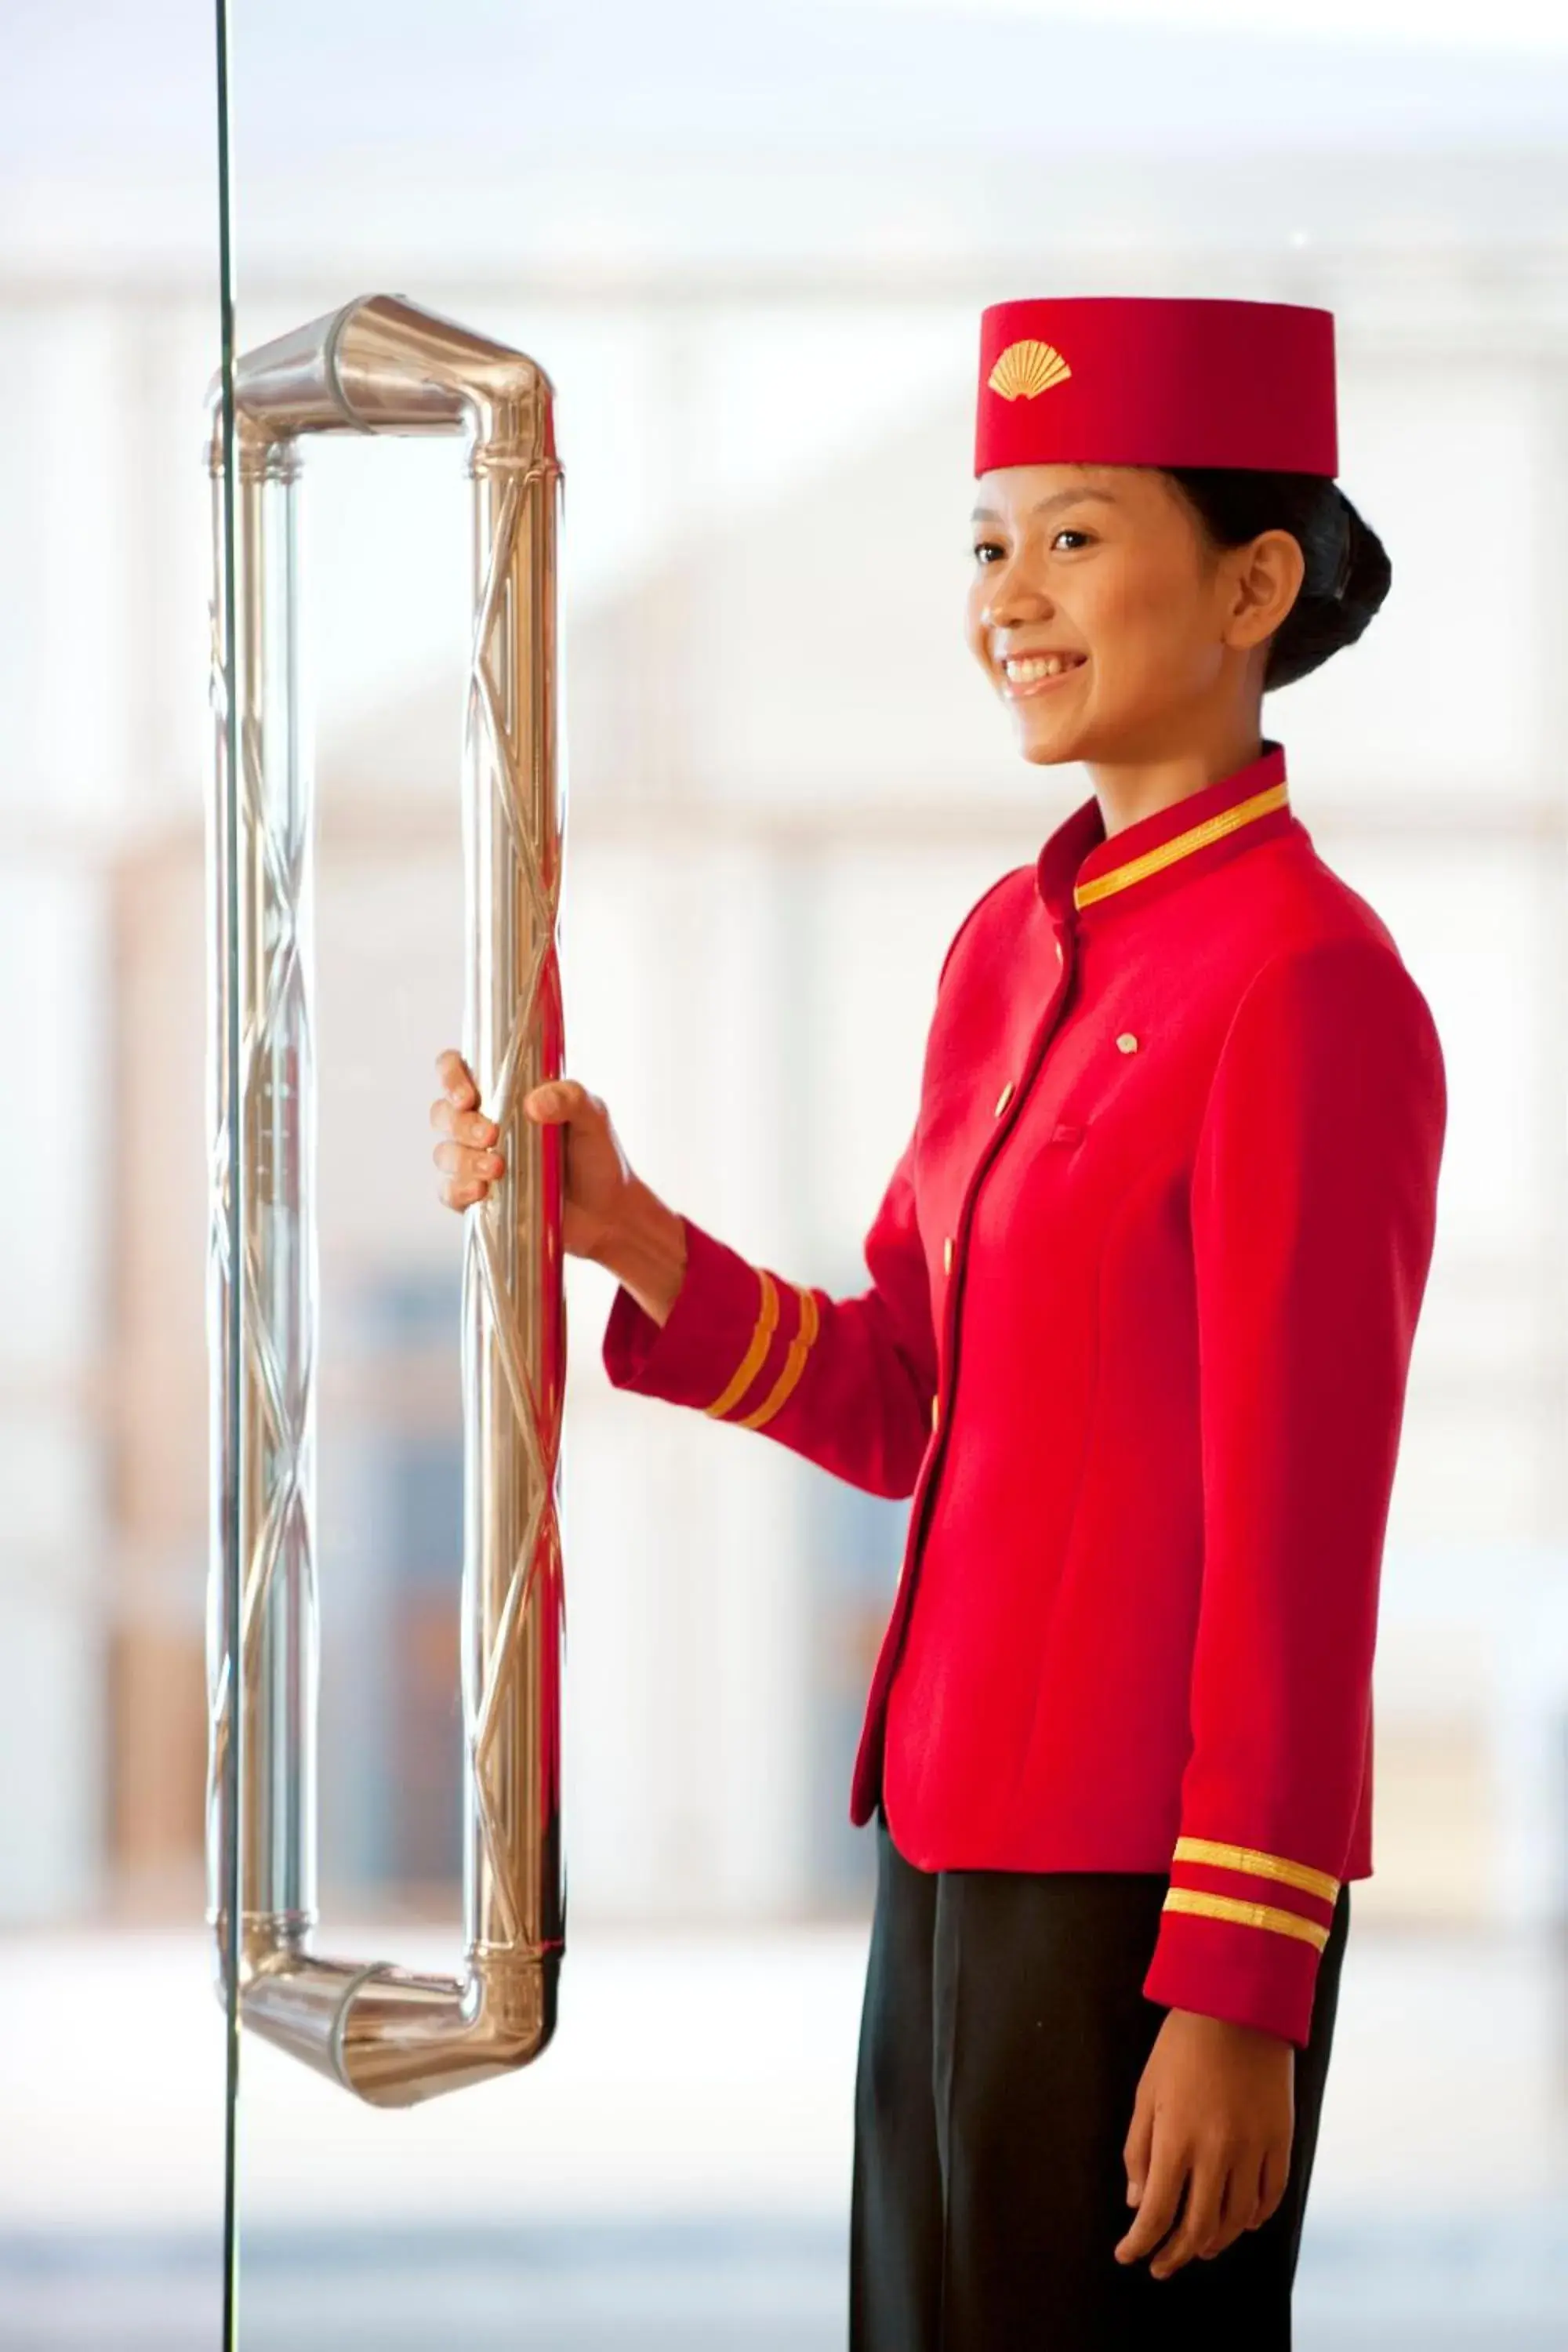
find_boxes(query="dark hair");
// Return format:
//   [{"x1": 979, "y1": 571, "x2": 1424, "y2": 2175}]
[{"x1": 1160, "y1": 468, "x2": 1391, "y2": 694}]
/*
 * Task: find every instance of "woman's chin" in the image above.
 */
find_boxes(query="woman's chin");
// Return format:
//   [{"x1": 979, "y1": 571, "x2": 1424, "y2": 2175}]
[{"x1": 1013, "y1": 717, "x2": 1085, "y2": 767}]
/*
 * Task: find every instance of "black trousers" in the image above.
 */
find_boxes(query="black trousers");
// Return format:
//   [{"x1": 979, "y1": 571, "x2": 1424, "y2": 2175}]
[{"x1": 849, "y1": 1807, "x2": 1349, "y2": 2350}]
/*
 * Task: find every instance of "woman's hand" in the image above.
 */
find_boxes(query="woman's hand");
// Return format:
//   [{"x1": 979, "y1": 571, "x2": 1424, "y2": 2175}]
[
  {"x1": 429, "y1": 1047, "x2": 635, "y2": 1257},
  {"x1": 427, "y1": 1048, "x2": 688, "y2": 1323},
  {"x1": 1114, "y1": 2007, "x2": 1294, "y2": 2281}
]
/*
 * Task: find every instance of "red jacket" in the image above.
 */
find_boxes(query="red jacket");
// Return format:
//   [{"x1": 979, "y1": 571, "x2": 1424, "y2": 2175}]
[{"x1": 602, "y1": 737, "x2": 1446, "y2": 2045}]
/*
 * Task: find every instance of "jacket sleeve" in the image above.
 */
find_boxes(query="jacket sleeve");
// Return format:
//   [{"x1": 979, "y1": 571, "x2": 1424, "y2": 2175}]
[
  {"x1": 1142, "y1": 935, "x2": 1446, "y2": 2046},
  {"x1": 599, "y1": 1129, "x2": 937, "y2": 1500}
]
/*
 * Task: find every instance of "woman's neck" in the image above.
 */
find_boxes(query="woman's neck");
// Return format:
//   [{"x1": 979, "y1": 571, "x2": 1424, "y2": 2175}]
[{"x1": 1083, "y1": 716, "x2": 1266, "y2": 841}]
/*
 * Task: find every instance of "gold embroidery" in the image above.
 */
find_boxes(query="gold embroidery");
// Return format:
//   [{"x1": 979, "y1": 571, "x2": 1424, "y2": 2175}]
[
  {"x1": 1073, "y1": 781, "x2": 1289, "y2": 911},
  {"x1": 739, "y1": 1287, "x2": 822, "y2": 1430},
  {"x1": 987, "y1": 339, "x2": 1073, "y2": 401},
  {"x1": 702, "y1": 1269, "x2": 781, "y2": 1419},
  {"x1": 1173, "y1": 1837, "x2": 1340, "y2": 1905},
  {"x1": 1161, "y1": 1886, "x2": 1329, "y2": 1953}
]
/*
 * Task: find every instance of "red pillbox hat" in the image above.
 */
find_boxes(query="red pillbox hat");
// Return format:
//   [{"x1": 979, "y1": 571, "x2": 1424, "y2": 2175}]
[{"x1": 975, "y1": 296, "x2": 1338, "y2": 479}]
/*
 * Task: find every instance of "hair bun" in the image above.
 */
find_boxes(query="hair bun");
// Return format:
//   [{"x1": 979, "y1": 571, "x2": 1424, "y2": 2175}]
[
  {"x1": 1328, "y1": 495, "x2": 1355, "y2": 603},
  {"x1": 1333, "y1": 492, "x2": 1392, "y2": 628},
  {"x1": 1163, "y1": 465, "x2": 1390, "y2": 691}
]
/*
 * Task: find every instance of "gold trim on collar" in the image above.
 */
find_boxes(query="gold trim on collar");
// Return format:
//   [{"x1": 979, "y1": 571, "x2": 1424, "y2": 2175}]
[{"x1": 1073, "y1": 780, "x2": 1289, "y2": 911}]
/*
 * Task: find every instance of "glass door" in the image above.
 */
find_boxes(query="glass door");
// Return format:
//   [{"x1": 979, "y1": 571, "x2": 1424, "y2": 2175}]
[
  {"x1": 210, "y1": 16, "x2": 873, "y2": 2347},
  {"x1": 208, "y1": 7, "x2": 1566, "y2": 2349}
]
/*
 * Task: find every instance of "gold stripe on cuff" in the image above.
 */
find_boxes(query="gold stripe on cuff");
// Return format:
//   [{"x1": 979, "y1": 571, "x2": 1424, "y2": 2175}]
[
  {"x1": 1074, "y1": 782, "x2": 1289, "y2": 910},
  {"x1": 1162, "y1": 1886, "x2": 1330, "y2": 1953},
  {"x1": 738, "y1": 1287, "x2": 822, "y2": 1430},
  {"x1": 1172, "y1": 1837, "x2": 1340, "y2": 1905},
  {"x1": 702, "y1": 1270, "x2": 781, "y2": 1419}
]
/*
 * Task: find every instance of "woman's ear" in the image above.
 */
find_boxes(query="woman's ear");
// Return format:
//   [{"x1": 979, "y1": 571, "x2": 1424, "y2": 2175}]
[{"x1": 1223, "y1": 528, "x2": 1305, "y2": 652}]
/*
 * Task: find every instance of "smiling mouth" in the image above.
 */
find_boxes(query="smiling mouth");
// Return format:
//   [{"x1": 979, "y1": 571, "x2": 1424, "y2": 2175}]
[{"x1": 1001, "y1": 653, "x2": 1088, "y2": 698}]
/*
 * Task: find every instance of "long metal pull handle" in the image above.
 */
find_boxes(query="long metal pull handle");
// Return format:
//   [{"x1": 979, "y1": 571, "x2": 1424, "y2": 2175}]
[{"x1": 203, "y1": 295, "x2": 565, "y2": 2107}]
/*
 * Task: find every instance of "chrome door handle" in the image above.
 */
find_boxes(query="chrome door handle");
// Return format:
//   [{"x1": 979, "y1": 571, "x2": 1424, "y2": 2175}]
[{"x1": 204, "y1": 295, "x2": 564, "y2": 2106}]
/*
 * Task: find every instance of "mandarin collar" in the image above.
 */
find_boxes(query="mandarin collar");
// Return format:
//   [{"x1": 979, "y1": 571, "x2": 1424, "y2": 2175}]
[{"x1": 1035, "y1": 739, "x2": 1294, "y2": 927}]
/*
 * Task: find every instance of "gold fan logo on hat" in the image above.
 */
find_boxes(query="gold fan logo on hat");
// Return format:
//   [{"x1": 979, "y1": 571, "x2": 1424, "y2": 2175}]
[{"x1": 988, "y1": 339, "x2": 1072, "y2": 401}]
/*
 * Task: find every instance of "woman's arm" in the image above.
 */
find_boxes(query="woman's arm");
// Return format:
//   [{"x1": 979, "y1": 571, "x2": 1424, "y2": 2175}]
[
  {"x1": 597, "y1": 1124, "x2": 937, "y2": 1501},
  {"x1": 1144, "y1": 932, "x2": 1448, "y2": 2047},
  {"x1": 1112, "y1": 934, "x2": 1446, "y2": 2281},
  {"x1": 588, "y1": 1170, "x2": 688, "y2": 1325},
  {"x1": 433, "y1": 1022, "x2": 945, "y2": 1501}
]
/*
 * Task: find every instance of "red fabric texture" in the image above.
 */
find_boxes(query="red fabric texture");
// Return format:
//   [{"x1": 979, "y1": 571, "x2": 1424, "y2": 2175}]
[
  {"x1": 975, "y1": 296, "x2": 1338, "y2": 477},
  {"x1": 601, "y1": 738, "x2": 1446, "y2": 2045}
]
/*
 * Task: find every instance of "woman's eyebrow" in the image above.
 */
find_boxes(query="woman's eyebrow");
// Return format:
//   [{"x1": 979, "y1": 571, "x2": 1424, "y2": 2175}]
[
  {"x1": 1031, "y1": 487, "x2": 1120, "y2": 517},
  {"x1": 970, "y1": 488, "x2": 1120, "y2": 526}
]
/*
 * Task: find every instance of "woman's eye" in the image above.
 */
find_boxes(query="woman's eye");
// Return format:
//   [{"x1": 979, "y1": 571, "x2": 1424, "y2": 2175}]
[{"x1": 972, "y1": 529, "x2": 1092, "y2": 563}]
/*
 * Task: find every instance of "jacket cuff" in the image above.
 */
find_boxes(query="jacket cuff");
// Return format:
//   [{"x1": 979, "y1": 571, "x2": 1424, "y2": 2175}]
[
  {"x1": 601, "y1": 1214, "x2": 775, "y2": 1414},
  {"x1": 1141, "y1": 1839, "x2": 1341, "y2": 2047}
]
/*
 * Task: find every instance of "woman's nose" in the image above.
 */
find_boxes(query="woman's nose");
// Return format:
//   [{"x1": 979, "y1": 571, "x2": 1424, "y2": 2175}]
[{"x1": 980, "y1": 557, "x2": 1052, "y2": 632}]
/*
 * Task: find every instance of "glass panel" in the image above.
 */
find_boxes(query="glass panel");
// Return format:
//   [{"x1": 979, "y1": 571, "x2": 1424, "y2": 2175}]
[
  {"x1": 218, "y1": 9, "x2": 1568, "y2": 2348},
  {"x1": 0, "y1": 6, "x2": 237, "y2": 2347}
]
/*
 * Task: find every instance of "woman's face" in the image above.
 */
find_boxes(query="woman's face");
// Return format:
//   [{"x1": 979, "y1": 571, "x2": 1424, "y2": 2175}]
[{"x1": 966, "y1": 462, "x2": 1301, "y2": 766}]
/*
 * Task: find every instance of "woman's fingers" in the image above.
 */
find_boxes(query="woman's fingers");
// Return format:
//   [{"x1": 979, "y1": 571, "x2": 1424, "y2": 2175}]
[
  {"x1": 430, "y1": 1049, "x2": 503, "y2": 1212},
  {"x1": 1253, "y1": 2143, "x2": 1290, "y2": 2230},
  {"x1": 1219, "y1": 2147, "x2": 1271, "y2": 2243},
  {"x1": 1112, "y1": 2130, "x2": 1186, "y2": 2267},
  {"x1": 430, "y1": 1050, "x2": 503, "y2": 1208},
  {"x1": 523, "y1": 1078, "x2": 601, "y2": 1124},
  {"x1": 1116, "y1": 2125, "x2": 1243, "y2": 2281},
  {"x1": 1196, "y1": 2158, "x2": 1258, "y2": 2261},
  {"x1": 430, "y1": 1100, "x2": 501, "y2": 1148},
  {"x1": 430, "y1": 1062, "x2": 615, "y2": 1220},
  {"x1": 1121, "y1": 2081, "x2": 1155, "y2": 2212},
  {"x1": 432, "y1": 1137, "x2": 505, "y2": 1179},
  {"x1": 434, "y1": 1047, "x2": 478, "y2": 1108},
  {"x1": 1148, "y1": 2147, "x2": 1228, "y2": 2279},
  {"x1": 430, "y1": 1047, "x2": 495, "y2": 1146}
]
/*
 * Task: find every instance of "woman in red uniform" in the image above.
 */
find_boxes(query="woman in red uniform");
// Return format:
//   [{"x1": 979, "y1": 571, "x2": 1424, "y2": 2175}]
[{"x1": 429, "y1": 296, "x2": 1446, "y2": 2347}]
